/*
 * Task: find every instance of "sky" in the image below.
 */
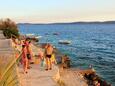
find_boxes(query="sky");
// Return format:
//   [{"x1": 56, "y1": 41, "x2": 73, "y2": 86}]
[{"x1": 0, "y1": 0, "x2": 115, "y2": 23}]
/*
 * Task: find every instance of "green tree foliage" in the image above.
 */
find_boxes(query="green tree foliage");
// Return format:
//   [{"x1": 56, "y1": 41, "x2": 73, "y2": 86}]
[{"x1": 0, "y1": 18, "x2": 19, "y2": 38}]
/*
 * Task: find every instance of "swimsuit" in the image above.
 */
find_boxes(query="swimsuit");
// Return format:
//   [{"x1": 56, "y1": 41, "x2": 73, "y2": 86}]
[
  {"x1": 46, "y1": 55, "x2": 52, "y2": 58},
  {"x1": 27, "y1": 54, "x2": 31, "y2": 60}
]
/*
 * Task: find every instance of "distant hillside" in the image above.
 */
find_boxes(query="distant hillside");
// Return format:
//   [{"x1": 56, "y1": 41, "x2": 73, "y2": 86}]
[{"x1": 18, "y1": 21, "x2": 115, "y2": 25}]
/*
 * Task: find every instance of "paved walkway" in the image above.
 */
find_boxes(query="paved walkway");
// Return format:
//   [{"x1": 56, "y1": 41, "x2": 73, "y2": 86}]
[{"x1": 18, "y1": 64, "x2": 59, "y2": 86}]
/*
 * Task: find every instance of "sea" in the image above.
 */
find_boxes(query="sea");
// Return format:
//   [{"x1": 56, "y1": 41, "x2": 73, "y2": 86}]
[{"x1": 18, "y1": 23, "x2": 115, "y2": 85}]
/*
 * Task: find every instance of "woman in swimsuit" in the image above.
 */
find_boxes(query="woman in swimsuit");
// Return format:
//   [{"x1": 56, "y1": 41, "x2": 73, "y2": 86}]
[
  {"x1": 22, "y1": 45, "x2": 28, "y2": 73},
  {"x1": 24, "y1": 39, "x2": 31, "y2": 69}
]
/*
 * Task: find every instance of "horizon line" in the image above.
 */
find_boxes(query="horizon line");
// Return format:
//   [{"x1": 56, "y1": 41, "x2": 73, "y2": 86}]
[{"x1": 17, "y1": 20, "x2": 115, "y2": 24}]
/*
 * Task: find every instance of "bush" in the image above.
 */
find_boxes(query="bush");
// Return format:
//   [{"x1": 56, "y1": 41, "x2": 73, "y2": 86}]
[{"x1": 0, "y1": 18, "x2": 19, "y2": 38}]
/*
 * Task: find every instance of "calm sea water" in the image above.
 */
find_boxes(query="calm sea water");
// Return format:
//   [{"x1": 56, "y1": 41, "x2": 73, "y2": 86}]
[{"x1": 18, "y1": 24, "x2": 115, "y2": 85}]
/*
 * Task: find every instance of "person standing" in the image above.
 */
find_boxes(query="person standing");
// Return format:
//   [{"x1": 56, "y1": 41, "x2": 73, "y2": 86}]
[
  {"x1": 21, "y1": 45, "x2": 28, "y2": 73},
  {"x1": 45, "y1": 44, "x2": 53, "y2": 70},
  {"x1": 24, "y1": 39, "x2": 31, "y2": 69}
]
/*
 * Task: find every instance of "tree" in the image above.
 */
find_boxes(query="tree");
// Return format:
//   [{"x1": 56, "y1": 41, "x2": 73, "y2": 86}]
[{"x1": 0, "y1": 18, "x2": 19, "y2": 38}]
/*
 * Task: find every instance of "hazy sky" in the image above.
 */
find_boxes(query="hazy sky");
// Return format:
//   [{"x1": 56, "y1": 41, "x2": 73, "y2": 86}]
[{"x1": 0, "y1": 0, "x2": 115, "y2": 23}]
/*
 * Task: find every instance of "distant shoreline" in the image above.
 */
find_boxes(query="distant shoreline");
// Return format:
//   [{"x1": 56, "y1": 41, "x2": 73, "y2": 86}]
[{"x1": 18, "y1": 21, "x2": 115, "y2": 25}]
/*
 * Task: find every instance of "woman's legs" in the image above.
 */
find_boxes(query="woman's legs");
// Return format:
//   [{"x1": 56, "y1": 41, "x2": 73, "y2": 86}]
[
  {"x1": 27, "y1": 54, "x2": 31, "y2": 69},
  {"x1": 23, "y1": 59, "x2": 28, "y2": 73}
]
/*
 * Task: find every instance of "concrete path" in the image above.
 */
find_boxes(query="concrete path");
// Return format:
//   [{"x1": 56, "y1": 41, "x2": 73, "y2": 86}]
[{"x1": 18, "y1": 64, "x2": 59, "y2": 86}]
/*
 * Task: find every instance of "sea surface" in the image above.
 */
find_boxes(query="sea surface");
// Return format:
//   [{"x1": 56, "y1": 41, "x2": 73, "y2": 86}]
[{"x1": 18, "y1": 24, "x2": 115, "y2": 85}]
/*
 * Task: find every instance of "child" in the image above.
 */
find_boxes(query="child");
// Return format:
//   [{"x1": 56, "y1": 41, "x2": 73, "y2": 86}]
[{"x1": 38, "y1": 48, "x2": 44, "y2": 67}]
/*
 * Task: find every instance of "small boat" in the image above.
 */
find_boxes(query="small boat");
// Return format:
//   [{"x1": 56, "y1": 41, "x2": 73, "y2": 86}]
[
  {"x1": 45, "y1": 33, "x2": 50, "y2": 35},
  {"x1": 35, "y1": 36, "x2": 42, "y2": 39},
  {"x1": 25, "y1": 34, "x2": 35, "y2": 38},
  {"x1": 53, "y1": 32, "x2": 59, "y2": 35},
  {"x1": 58, "y1": 40, "x2": 71, "y2": 44},
  {"x1": 26, "y1": 34, "x2": 42, "y2": 39}
]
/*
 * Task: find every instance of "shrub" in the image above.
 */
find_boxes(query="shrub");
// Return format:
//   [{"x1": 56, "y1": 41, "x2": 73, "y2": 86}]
[{"x1": 0, "y1": 18, "x2": 19, "y2": 38}]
